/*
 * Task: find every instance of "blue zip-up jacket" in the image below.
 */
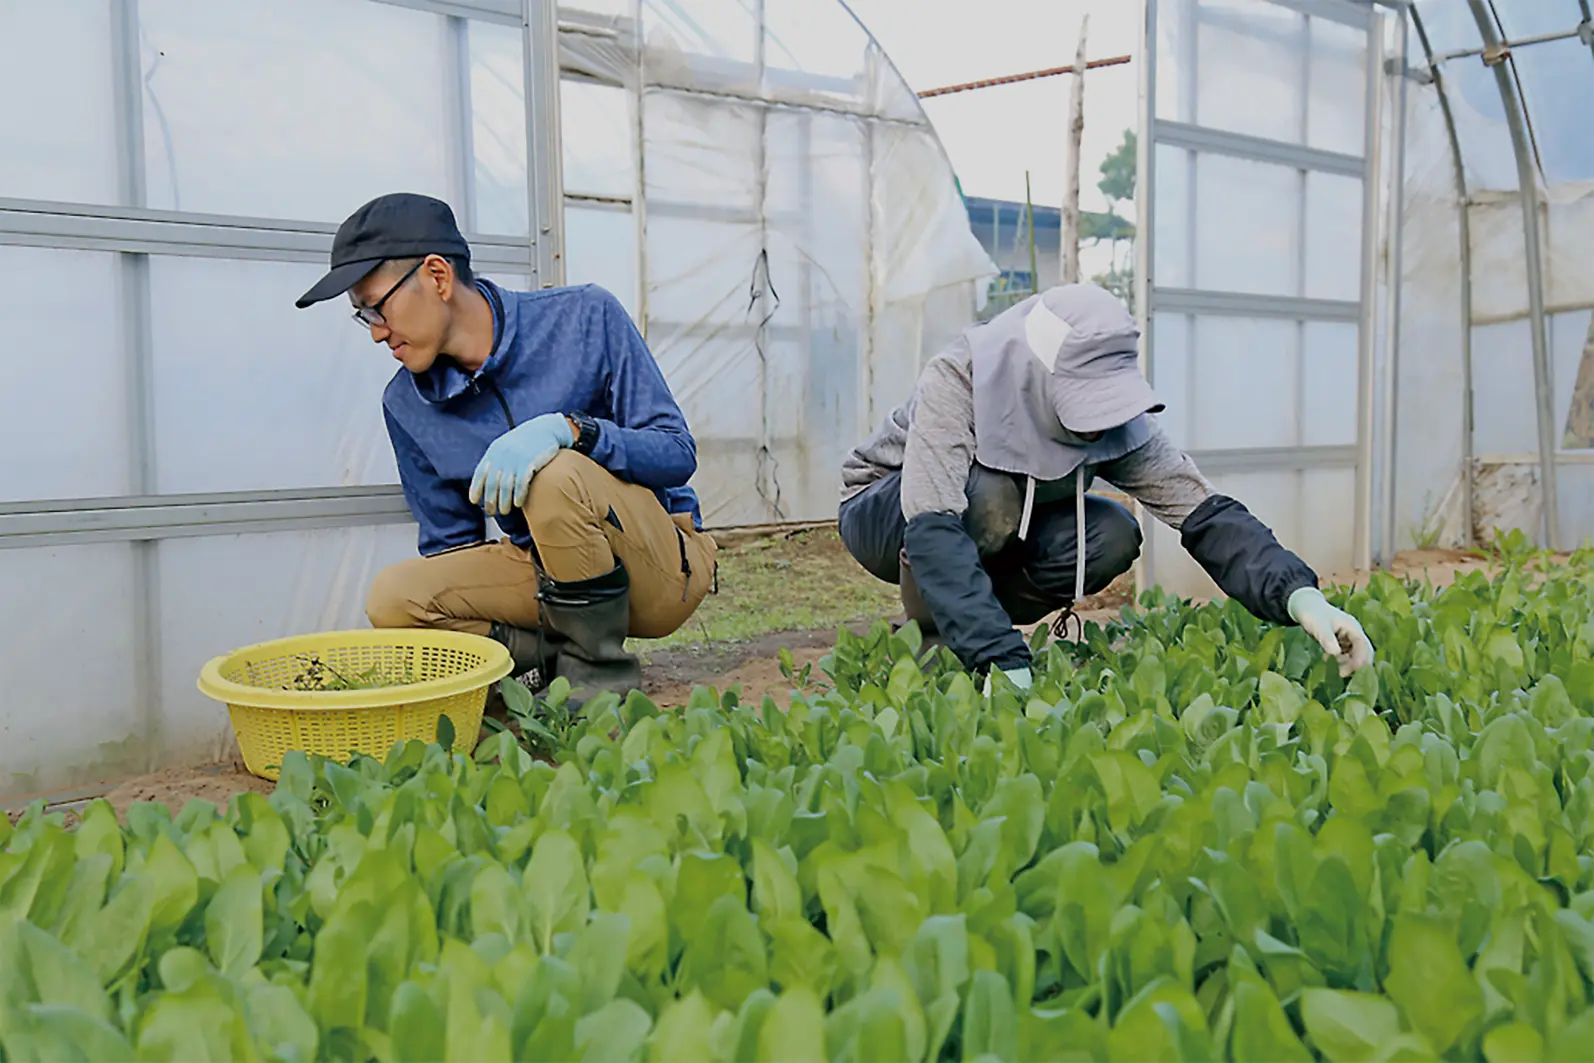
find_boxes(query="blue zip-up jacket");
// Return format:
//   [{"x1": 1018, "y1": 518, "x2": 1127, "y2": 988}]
[{"x1": 382, "y1": 279, "x2": 702, "y2": 556}]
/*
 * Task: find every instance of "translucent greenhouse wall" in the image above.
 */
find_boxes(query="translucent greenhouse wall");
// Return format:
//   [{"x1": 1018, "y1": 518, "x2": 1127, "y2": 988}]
[
  {"x1": 1137, "y1": 0, "x2": 1382, "y2": 601},
  {"x1": 0, "y1": 0, "x2": 992, "y2": 804},
  {"x1": 556, "y1": 0, "x2": 997, "y2": 526},
  {"x1": 1390, "y1": 0, "x2": 1594, "y2": 555}
]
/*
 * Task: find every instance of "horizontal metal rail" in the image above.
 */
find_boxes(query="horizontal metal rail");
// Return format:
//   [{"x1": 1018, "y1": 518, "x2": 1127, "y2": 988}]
[
  {"x1": 1153, "y1": 288, "x2": 1363, "y2": 322},
  {"x1": 1153, "y1": 120, "x2": 1365, "y2": 178},
  {"x1": 0, "y1": 199, "x2": 536, "y2": 271},
  {"x1": 369, "y1": 0, "x2": 520, "y2": 24}
]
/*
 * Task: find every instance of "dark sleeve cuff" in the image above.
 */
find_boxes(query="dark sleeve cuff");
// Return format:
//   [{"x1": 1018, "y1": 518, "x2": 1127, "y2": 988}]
[
  {"x1": 1179, "y1": 494, "x2": 1317, "y2": 625},
  {"x1": 904, "y1": 512, "x2": 1031, "y2": 673}
]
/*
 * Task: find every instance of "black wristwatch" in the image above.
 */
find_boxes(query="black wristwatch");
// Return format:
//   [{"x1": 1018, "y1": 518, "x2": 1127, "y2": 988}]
[{"x1": 567, "y1": 411, "x2": 600, "y2": 455}]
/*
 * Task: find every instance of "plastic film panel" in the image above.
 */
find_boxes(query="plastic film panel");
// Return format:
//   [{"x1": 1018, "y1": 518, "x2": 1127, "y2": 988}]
[
  {"x1": 0, "y1": 1, "x2": 120, "y2": 205},
  {"x1": 155, "y1": 524, "x2": 420, "y2": 769},
  {"x1": 0, "y1": 247, "x2": 133, "y2": 503},
  {"x1": 1188, "y1": 316, "x2": 1300, "y2": 450},
  {"x1": 0, "y1": 544, "x2": 141, "y2": 802},
  {"x1": 1304, "y1": 171, "x2": 1365, "y2": 303},
  {"x1": 564, "y1": 206, "x2": 639, "y2": 320},
  {"x1": 1302, "y1": 321, "x2": 1359, "y2": 447},
  {"x1": 561, "y1": 80, "x2": 634, "y2": 199},
  {"x1": 1194, "y1": 1, "x2": 1306, "y2": 145},
  {"x1": 148, "y1": 256, "x2": 401, "y2": 495},
  {"x1": 469, "y1": 19, "x2": 532, "y2": 236},
  {"x1": 641, "y1": 0, "x2": 759, "y2": 95},
  {"x1": 762, "y1": 0, "x2": 871, "y2": 113},
  {"x1": 137, "y1": 0, "x2": 454, "y2": 222},
  {"x1": 1194, "y1": 153, "x2": 1300, "y2": 297},
  {"x1": 1306, "y1": 16, "x2": 1367, "y2": 157}
]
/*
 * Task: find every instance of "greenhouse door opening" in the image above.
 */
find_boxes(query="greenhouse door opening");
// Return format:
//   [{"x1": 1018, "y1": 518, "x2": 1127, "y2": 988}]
[{"x1": 1139, "y1": 0, "x2": 1380, "y2": 599}]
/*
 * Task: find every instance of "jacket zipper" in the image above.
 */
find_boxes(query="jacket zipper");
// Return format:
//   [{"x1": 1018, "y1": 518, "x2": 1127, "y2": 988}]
[{"x1": 470, "y1": 374, "x2": 518, "y2": 429}]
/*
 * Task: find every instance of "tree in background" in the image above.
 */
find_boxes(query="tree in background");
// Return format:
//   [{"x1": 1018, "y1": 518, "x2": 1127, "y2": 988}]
[{"x1": 1082, "y1": 128, "x2": 1136, "y2": 311}]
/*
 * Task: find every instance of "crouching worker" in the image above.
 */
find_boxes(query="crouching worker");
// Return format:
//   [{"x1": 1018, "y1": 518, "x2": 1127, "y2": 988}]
[
  {"x1": 295, "y1": 193, "x2": 716, "y2": 703},
  {"x1": 837, "y1": 283, "x2": 1374, "y2": 690}
]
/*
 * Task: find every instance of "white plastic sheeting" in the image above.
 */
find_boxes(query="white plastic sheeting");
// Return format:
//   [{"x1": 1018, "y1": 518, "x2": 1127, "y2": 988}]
[
  {"x1": 0, "y1": 0, "x2": 991, "y2": 803},
  {"x1": 556, "y1": 0, "x2": 997, "y2": 526},
  {"x1": 1389, "y1": 0, "x2": 1594, "y2": 550}
]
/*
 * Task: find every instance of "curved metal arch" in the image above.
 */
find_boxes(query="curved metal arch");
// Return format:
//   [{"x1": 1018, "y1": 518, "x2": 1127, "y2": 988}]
[
  {"x1": 1407, "y1": 5, "x2": 1477, "y2": 546},
  {"x1": 1466, "y1": 0, "x2": 1561, "y2": 551}
]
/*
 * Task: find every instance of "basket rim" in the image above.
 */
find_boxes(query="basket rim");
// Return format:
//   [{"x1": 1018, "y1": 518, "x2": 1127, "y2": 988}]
[{"x1": 197, "y1": 628, "x2": 513, "y2": 711}]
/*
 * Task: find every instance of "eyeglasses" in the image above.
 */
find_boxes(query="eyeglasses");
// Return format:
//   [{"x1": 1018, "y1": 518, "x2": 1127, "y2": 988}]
[{"x1": 351, "y1": 259, "x2": 424, "y2": 328}]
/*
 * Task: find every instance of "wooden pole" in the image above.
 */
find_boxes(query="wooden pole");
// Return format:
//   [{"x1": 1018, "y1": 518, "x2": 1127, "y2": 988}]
[
  {"x1": 1062, "y1": 14, "x2": 1089, "y2": 285},
  {"x1": 1026, "y1": 170, "x2": 1039, "y2": 295}
]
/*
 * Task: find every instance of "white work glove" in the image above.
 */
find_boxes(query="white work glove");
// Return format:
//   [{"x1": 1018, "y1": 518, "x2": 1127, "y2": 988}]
[
  {"x1": 983, "y1": 666, "x2": 1032, "y2": 696},
  {"x1": 1288, "y1": 586, "x2": 1375, "y2": 677}
]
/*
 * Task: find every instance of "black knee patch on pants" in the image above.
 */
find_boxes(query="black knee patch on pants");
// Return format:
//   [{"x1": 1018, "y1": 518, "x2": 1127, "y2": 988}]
[{"x1": 996, "y1": 495, "x2": 1142, "y2": 624}]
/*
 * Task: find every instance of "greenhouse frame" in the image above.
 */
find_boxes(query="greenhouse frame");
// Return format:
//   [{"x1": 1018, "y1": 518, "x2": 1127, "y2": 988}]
[{"x1": 2, "y1": 0, "x2": 1589, "y2": 804}]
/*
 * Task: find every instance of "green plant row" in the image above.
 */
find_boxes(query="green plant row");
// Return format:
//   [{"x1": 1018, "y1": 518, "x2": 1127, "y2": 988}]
[{"x1": 8, "y1": 540, "x2": 1594, "y2": 1061}]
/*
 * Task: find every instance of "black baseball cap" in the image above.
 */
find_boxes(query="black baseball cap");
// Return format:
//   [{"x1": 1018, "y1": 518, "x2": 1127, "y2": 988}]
[{"x1": 295, "y1": 192, "x2": 472, "y2": 309}]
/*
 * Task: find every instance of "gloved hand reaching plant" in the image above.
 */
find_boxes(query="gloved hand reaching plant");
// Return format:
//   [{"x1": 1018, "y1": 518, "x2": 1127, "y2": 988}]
[
  {"x1": 469, "y1": 412, "x2": 574, "y2": 517},
  {"x1": 983, "y1": 665, "x2": 1032, "y2": 696},
  {"x1": 1288, "y1": 586, "x2": 1375, "y2": 677}
]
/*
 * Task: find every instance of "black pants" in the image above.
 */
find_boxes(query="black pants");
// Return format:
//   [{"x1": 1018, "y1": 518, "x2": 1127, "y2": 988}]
[{"x1": 838, "y1": 466, "x2": 1143, "y2": 626}]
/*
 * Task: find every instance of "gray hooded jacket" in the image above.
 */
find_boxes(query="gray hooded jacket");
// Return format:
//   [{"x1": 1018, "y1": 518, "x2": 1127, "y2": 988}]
[{"x1": 839, "y1": 284, "x2": 1319, "y2": 673}]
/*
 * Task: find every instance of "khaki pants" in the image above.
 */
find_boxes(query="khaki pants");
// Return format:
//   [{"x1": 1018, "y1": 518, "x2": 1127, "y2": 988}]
[{"x1": 367, "y1": 451, "x2": 717, "y2": 640}]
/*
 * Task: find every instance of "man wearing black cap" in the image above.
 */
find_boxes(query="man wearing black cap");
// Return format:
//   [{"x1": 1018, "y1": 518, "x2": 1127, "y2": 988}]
[
  {"x1": 838, "y1": 283, "x2": 1375, "y2": 690},
  {"x1": 297, "y1": 192, "x2": 716, "y2": 702}
]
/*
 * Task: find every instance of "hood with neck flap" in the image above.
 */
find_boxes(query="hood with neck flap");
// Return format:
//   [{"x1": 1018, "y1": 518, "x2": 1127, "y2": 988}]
[{"x1": 968, "y1": 284, "x2": 1163, "y2": 611}]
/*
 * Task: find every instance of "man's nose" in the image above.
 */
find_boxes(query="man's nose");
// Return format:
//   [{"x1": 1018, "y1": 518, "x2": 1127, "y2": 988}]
[{"x1": 368, "y1": 322, "x2": 391, "y2": 343}]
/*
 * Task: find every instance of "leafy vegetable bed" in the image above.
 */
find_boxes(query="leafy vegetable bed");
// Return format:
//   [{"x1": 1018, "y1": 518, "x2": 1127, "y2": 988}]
[{"x1": 8, "y1": 543, "x2": 1594, "y2": 1061}]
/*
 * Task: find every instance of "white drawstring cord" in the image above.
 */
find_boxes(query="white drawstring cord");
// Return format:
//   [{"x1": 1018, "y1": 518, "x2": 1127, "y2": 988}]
[
  {"x1": 1018, "y1": 474, "x2": 1037, "y2": 541},
  {"x1": 1074, "y1": 470, "x2": 1087, "y2": 605}
]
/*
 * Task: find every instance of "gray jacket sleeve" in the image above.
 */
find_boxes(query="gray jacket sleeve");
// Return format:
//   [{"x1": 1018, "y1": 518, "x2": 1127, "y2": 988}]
[
  {"x1": 900, "y1": 345, "x2": 1033, "y2": 673},
  {"x1": 1097, "y1": 427, "x2": 1318, "y2": 625}
]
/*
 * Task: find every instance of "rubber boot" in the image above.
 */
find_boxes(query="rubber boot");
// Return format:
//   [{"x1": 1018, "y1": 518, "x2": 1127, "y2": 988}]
[
  {"x1": 536, "y1": 560, "x2": 643, "y2": 706},
  {"x1": 482, "y1": 622, "x2": 563, "y2": 726}
]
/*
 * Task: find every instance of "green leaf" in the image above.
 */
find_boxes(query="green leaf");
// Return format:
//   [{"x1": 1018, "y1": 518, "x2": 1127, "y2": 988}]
[
  {"x1": 961, "y1": 969, "x2": 1017, "y2": 1062},
  {"x1": 523, "y1": 829, "x2": 591, "y2": 955},
  {"x1": 1020, "y1": 1006, "x2": 1105, "y2": 1063},
  {"x1": 1258, "y1": 672, "x2": 1306, "y2": 724},
  {"x1": 754, "y1": 987, "x2": 826, "y2": 1063},
  {"x1": 568, "y1": 911, "x2": 630, "y2": 1014},
  {"x1": 436, "y1": 712, "x2": 457, "y2": 750},
  {"x1": 751, "y1": 839, "x2": 804, "y2": 925},
  {"x1": 243, "y1": 983, "x2": 319, "y2": 1063},
  {"x1": 650, "y1": 990, "x2": 720, "y2": 1063},
  {"x1": 0, "y1": 1004, "x2": 136, "y2": 1062},
  {"x1": 1228, "y1": 969, "x2": 1310, "y2": 1062},
  {"x1": 1482, "y1": 1021, "x2": 1543, "y2": 1063},
  {"x1": 677, "y1": 894, "x2": 770, "y2": 1013},
  {"x1": 574, "y1": 998, "x2": 652, "y2": 1063},
  {"x1": 143, "y1": 833, "x2": 201, "y2": 941},
  {"x1": 1090, "y1": 751, "x2": 1161, "y2": 835},
  {"x1": 390, "y1": 981, "x2": 448, "y2": 1063},
  {"x1": 1383, "y1": 912, "x2": 1485, "y2": 1054},
  {"x1": 204, "y1": 865, "x2": 263, "y2": 977}
]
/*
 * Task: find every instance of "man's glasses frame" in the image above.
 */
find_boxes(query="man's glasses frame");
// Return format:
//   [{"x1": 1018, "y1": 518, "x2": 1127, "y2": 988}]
[{"x1": 351, "y1": 259, "x2": 424, "y2": 328}]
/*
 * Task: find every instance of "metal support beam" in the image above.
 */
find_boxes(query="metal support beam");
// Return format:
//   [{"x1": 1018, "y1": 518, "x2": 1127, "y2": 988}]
[
  {"x1": 1468, "y1": 0, "x2": 1561, "y2": 552},
  {"x1": 1378, "y1": 10, "x2": 1409, "y2": 564},
  {"x1": 1152, "y1": 288, "x2": 1361, "y2": 322},
  {"x1": 0, "y1": 489, "x2": 415, "y2": 549},
  {"x1": 523, "y1": 0, "x2": 564, "y2": 287},
  {"x1": 1267, "y1": 0, "x2": 1373, "y2": 29},
  {"x1": 0, "y1": 199, "x2": 535, "y2": 271},
  {"x1": 1409, "y1": 6, "x2": 1476, "y2": 548},
  {"x1": 1153, "y1": 120, "x2": 1364, "y2": 177},
  {"x1": 371, "y1": 0, "x2": 520, "y2": 25},
  {"x1": 1354, "y1": 6, "x2": 1385, "y2": 575}
]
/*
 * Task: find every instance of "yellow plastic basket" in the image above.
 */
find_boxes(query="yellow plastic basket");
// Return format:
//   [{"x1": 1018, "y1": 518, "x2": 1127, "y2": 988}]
[{"x1": 197, "y1": 629, "x2": 513, "y2": 780}]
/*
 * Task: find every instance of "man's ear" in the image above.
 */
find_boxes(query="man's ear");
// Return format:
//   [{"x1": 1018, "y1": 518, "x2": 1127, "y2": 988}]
[{"x1": 425, "y1": 254, "x2": 455, "y2": 301}]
